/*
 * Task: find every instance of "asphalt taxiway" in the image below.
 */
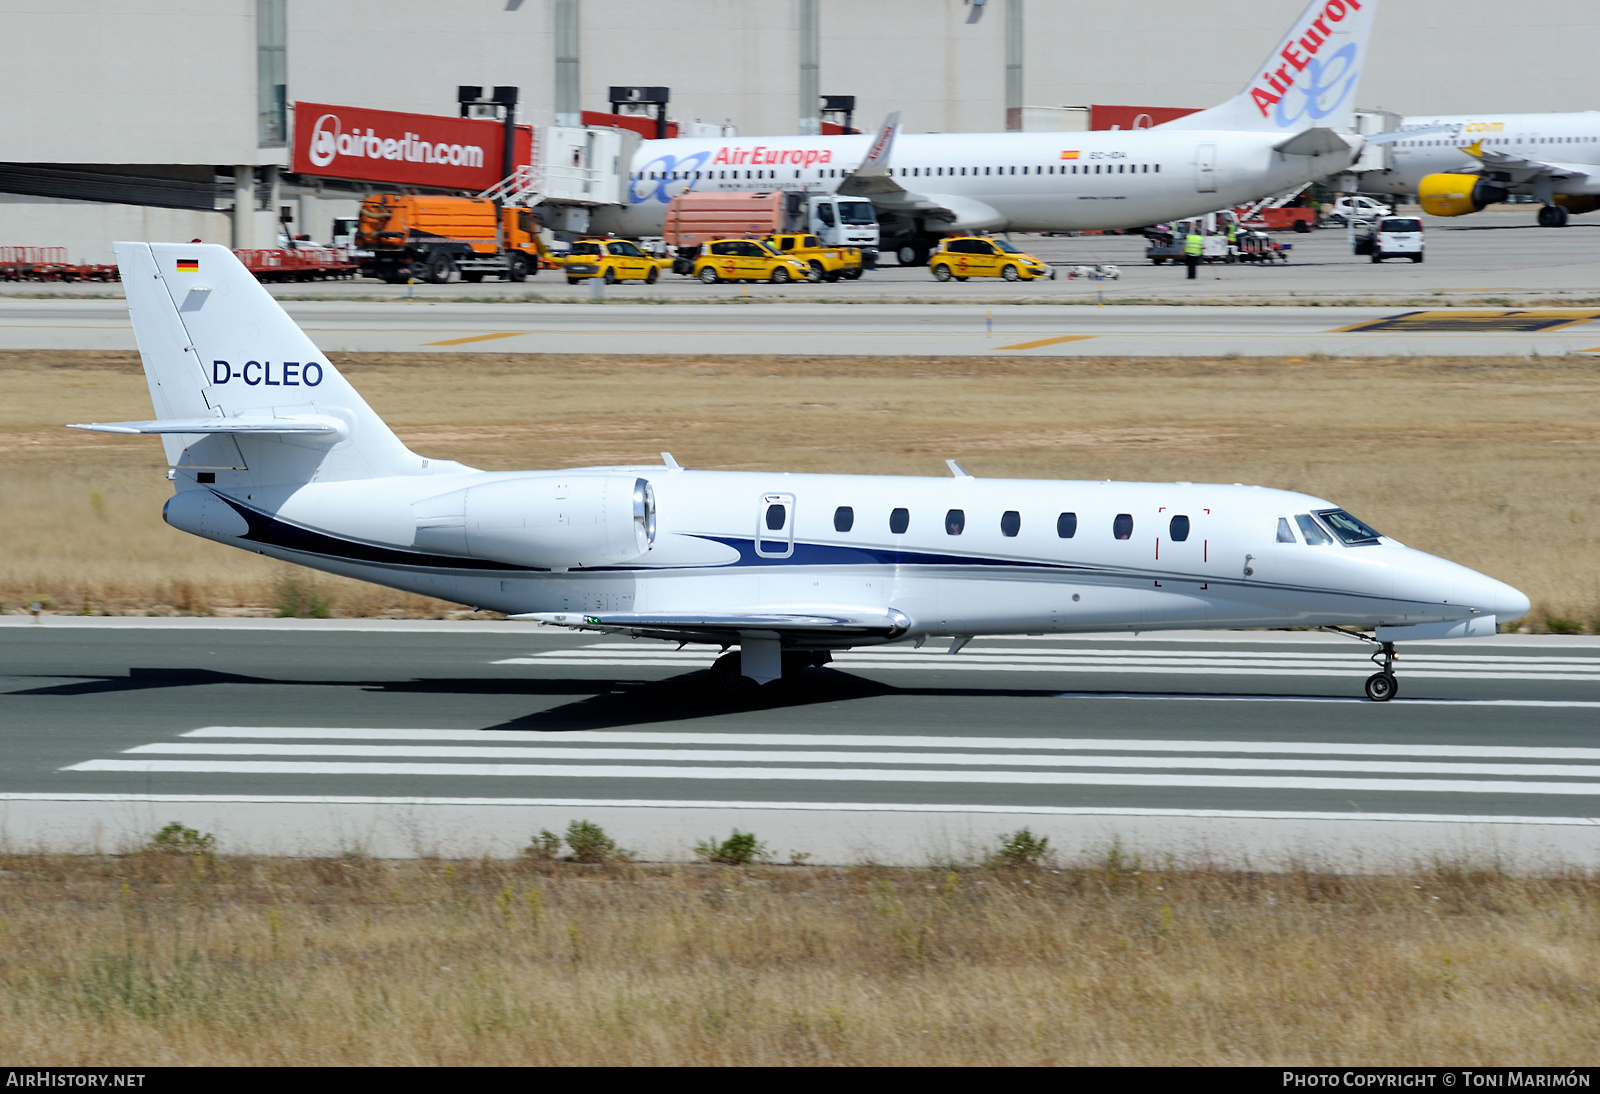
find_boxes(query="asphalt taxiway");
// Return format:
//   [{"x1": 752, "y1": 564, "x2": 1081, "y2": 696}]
[
  {"x1": 4, "y1": 299, "x2": 1599, "y2": 358},
  {"x1": 4, "y1": 619, "x2": 1597, "y2": 867}
]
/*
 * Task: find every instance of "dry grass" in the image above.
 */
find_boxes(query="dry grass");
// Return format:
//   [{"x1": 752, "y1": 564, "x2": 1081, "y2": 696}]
[
  {"x1": 3, "y1": 350, "x2": 1598, "y2": 626},
  {"x1": 1, "y1": 850, "x2": 1596, "y2": 1065}
]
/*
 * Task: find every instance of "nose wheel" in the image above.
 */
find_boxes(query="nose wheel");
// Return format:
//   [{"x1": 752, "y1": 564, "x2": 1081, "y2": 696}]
[{"x1": 1364, "y1": 641, "x2": 1399, "y2": 702}]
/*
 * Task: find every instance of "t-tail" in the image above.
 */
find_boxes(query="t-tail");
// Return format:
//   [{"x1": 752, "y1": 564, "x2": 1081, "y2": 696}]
[
  {"x1": 1159, "y1": 0, "x2": 1377, "y2": 135},
  {"x1": 72, "y1": 243, "x2": 428, "y2": 491}
]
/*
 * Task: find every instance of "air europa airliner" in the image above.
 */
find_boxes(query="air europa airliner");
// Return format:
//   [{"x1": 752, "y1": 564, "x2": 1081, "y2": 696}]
[
  {"x1": 74, "y1": 242, "x2": 1528, "y2": 702},
  {"x1": 592, "y1": 0, "x2": 1381, "y2": 265}
]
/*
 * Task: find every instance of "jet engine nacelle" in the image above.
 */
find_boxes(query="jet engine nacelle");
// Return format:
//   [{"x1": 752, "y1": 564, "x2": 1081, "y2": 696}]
[
  {"x1": 1417, "y1": 174, "x2": 1508, "y2": 217},
  {"x1": 413, "y1": 473, "x2": 655, "y2": 570}
]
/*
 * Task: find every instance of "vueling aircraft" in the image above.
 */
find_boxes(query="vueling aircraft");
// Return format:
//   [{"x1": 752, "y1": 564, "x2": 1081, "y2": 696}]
[
  {"x1": 75, "y1": 243, "x2": 1528, "y2": 702},
  {"x1": 1355, "y1": 112, "x2": 1600, "y2": 227},
  {"x1": 597, "y1": 0, "x2": 1382, "y2": 265}
]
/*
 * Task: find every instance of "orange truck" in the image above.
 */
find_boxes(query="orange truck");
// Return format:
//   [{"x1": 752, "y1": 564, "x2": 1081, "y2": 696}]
[{"x1": 354, "y1": 195, "x2": 548, "y2": 283}]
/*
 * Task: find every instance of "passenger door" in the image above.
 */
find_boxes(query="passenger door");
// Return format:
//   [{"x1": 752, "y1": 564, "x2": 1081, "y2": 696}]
[
  {"x1": 756, "y1": 493, "x2": 795, "y2": 558},
  {"x1": 1194, "y1": 144, "x2": 1217, "y2": 193}
]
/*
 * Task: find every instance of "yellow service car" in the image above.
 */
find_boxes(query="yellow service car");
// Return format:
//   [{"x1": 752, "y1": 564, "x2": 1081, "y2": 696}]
[
  {"x1": 762, "y1": 233, "x2": 863, "y2": 282},
  {"x1": 562, "y1": 238, "x2": 669, "y2": 284},
  {"x1": 691, "y1": 239, "x2": 813, "y2": 284},
  {"x1": 929, "y1": 236, "x2": 1054, "y2": 282}
]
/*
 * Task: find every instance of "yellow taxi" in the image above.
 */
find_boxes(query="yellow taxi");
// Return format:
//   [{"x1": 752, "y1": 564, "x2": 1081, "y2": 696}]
[
  {"x1": 691, "y1": 239, "x2": 813, "y2": 284},
  {"x1": 562, "y1": 238, "x2": 671, "y2": 285},
  {"x1": 929, "y1": 236, "x2": 1054, "y2": 282}
]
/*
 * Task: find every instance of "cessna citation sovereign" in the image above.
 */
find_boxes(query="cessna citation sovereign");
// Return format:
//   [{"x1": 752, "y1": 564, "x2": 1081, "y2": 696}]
[
  {"x1": 78, "y1": 243, "x2": 1528, "y2": 702},
  {"x1": 596, "y1": 0, "x2": 1382, "y2": 265}
]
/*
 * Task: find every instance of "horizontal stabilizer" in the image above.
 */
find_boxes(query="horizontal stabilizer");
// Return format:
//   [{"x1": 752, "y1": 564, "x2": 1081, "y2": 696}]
[
  {"x1": 68, "y1": 415, "x2": 348, "y2": 437},
  {"x1": 1273, "y1": 128, "x2": 1357, "y2": 156}
]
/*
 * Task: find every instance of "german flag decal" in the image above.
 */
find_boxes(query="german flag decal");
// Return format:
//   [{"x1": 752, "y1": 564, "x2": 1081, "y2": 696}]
[{"x1": 176, "y1": 258, "x2": 199, "y2": 272}]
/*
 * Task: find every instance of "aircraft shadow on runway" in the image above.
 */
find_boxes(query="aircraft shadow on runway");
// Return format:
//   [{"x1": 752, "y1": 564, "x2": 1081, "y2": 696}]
[{"x1": 5, "y1": 665, "x2": 1358, "y2": 730}]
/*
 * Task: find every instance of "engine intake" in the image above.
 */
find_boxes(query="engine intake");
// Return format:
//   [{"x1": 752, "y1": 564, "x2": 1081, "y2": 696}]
[
  {"x1": 414, "y1": 473, "x2": 655, "y2": 570},
  {"x1": 1418, "y1": 174, "x2": 1508, "y2": 217}
]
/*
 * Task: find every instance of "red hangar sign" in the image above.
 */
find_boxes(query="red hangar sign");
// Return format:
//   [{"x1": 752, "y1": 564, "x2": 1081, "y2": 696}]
[{"x1": 291, "y1": 101, "x2": 532, "y2": 190}]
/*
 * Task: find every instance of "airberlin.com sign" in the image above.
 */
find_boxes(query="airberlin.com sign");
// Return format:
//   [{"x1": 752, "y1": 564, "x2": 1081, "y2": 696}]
[{"x1": 291, "y1": 101, "x2": 531, "y2": 190}]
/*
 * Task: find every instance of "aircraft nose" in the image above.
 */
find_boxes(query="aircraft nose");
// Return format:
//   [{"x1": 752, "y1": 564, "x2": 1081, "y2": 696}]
[{"x1": 1459, "y1": 570, "x2": 1530, "y2": 620}]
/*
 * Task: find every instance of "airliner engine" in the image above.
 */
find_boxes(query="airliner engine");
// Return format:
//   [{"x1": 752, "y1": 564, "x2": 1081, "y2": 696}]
[
  {"x1": 1418, "y1": 174, "x2": 1508, "y2": 217},
  {"x1": 414, "y1": 474, "x2": 655, "y2": 570}
]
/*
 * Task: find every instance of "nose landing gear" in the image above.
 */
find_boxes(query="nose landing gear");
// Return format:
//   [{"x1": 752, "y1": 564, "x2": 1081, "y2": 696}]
[
  {"x1": 1323, "y1": 628, "x2": 1401, "y2": 701},
  {"x1": 1363, "y1": 640, "x2": 1399, "y2": 702}
]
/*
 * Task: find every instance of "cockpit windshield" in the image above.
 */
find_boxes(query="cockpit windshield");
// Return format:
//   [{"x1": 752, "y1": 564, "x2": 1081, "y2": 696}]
[{"x1": 1315, "y1": 508, "x2": 1383, "y2": 545}]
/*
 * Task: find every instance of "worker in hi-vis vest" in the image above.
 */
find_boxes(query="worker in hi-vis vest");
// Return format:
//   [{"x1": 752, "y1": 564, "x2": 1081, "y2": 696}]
[{"x1": 1184, "y1": 231, "x2": 1204, "y2": 280}]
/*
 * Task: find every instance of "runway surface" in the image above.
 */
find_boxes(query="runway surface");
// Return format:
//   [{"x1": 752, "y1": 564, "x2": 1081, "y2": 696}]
[
  {"x1": 5, "y1": 299, "x2": 1600, "y2": 358},
  {"x1": 3, "y1": 619, "x2": 1597, "y2": 866}
]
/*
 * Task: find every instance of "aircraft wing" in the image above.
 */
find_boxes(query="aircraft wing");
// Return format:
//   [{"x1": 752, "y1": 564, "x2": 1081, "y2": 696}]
[
  {"x1": 1463, "y1": 141, "x2": 1590, "y2": 182},
  {"x1": 514, "y1": 609, "x2": 911, "y2": 645}
]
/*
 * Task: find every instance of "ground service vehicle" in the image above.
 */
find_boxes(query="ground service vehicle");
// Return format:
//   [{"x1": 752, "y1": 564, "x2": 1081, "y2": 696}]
[
  {"x1": 355, "y1": 195, "x2": 545, "y2": 283},
  {"x1": 1352, "y1": 216, "x2": 1424, "y2": 262},
  {"x1": 1326, "y1": 195, "x2": 1394, "y2": 226},
  {"x1": 561, "y1": 238, "x2": 671, "y2": 284},
  {"x1": 763, "y1": 233, "x2": 862, "y2": 281},
  {"x1": 690, "y1": 239, "x2": 813, "y2": 283},
  {"x1": 664, "y1": 192, "x2": 879, "y2": 266},
  {"x1": 929, "y1": 237, "x2": 1053, "y2": 281}
]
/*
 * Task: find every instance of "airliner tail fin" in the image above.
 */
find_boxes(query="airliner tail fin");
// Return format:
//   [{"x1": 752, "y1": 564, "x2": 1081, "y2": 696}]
[{"x1": 1160, "y1": 0, "x2": 1377, "y2": 135}]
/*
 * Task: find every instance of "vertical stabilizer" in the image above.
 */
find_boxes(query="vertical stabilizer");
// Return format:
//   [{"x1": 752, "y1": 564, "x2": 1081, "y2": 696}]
[
  {"x1": 114, "y1": 242, "x2": 420, "y2": 482},
  {"x1": 1158, "y1": 0, "x2": 1378, "y2": 134}
]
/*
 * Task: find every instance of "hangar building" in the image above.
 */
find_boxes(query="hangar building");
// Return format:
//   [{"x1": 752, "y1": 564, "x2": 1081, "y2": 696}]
[{"x1": 2, "y1": 0, "x2": 1596, "y2": 261}]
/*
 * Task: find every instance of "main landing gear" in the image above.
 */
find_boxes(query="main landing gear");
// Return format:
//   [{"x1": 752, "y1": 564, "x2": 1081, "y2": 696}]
[{"x1": 709, "y1": 649, "x2": 832, "y2": 696}]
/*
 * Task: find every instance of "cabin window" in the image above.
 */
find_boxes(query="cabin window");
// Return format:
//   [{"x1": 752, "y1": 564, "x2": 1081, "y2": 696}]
[
  {"x1": 1169, "y1": 514, "x2": 1190, "y2": 542},
  {"x1": 1154, "y1": 163, "x2": 1160, "y2": 172},
  {"x1": 984, "y1": 166, "x2": 991, "y2": 175},
  {"x1": 945, "y1": 509, "x2": 965, "y2": 535},
  {"x1": 1118, "y1": 164, "x2": 1124, "y2": 173},
  {"x1": 1057, "y1": 512, "x2": 1077, "y2": 539},
  {"x1": 1000, "y1": 510, "x2": 1021, "y2": 537},
  {"x1": 766, "y1": 504, "x2": 787, "y2": 531},
  {"x1": 890, "y1": 507, "x2": 910, "y2": 534},
  {"x1": 1294, "y1": 513, "x2": 1331, "y2": 545},
  {"x1": 834, "y1": 506, "x2": 854, "y2": 533},
  {"x1": 1113, "y1": 513, "x2": 1133, "y2": 540},
  {"x1": 1277, "y1": 517, "x2": 1297, "y2": 543},
  {"x1": 1022, "y1": 166, "x2": 1029, "y2": 175},
  {"x1": 1095, "y1": 164, "x2": 1101, "y2": 174}
]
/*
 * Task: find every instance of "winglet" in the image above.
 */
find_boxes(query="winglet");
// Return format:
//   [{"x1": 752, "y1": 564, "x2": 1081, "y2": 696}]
[
  {"x1": 946, "y1": 459, "x2": 973, "y2": 478},
  {"x1": 857, "y1": 111, "x2": 899, "y2": 175},
  {"x1": 1463, "y1": 139, "x2": 1485, "y2": 159},
  {"x1": 661, "y1": 451, "x2": 681, "y2": 469}
]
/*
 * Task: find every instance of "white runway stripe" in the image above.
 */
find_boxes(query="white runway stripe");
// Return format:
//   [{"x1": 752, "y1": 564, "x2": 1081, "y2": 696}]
[
  {"x1": 178, "y1": 727, "x2": 1600, "y2": 760},
  {"x1": 123, "y1": 742, "x2": 1600, "y2": 778},
  {"x1": 61, "y1": 759, "x2": 1600, "y2": 795},
  {"x1": 501, "y1": 656, "x2": 1600, "y2": 681}
]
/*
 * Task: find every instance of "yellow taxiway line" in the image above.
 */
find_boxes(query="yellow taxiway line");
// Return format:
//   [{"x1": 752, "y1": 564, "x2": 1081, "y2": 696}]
[
  {"x1": 421, "y1": 331, "x2": 529, "y2": 346},
  {"x1": 996, "y1": 334, "x2": 1096, "y2": 350}
]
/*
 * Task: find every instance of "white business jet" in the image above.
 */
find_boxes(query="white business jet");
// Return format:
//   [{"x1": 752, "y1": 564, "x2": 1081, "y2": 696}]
[
  {"x1": 598, "y1": 0, "x2": 1380, "y2": 265},
  {"x1": 75, "y1": 242, "x2": 1527, "y2": 701}
]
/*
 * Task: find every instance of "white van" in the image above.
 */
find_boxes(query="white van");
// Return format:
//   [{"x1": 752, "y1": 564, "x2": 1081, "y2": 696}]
[{"x1": 1353, "y1": 216, "x2": 1425, "y2": 263}]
